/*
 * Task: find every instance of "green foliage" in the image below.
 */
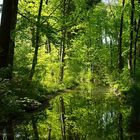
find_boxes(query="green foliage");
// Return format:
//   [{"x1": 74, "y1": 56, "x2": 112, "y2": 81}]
[{"x1": 1, "y1": 0, "x2": 140, "y2": 139}]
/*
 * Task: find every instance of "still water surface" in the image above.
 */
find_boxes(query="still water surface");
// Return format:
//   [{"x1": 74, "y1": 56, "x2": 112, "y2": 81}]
[{"x1": 13, "y1": 86, "x2": 140, "y2": 140}]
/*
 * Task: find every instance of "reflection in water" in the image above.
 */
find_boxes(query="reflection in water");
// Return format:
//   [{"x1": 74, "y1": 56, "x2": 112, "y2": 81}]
[
  {"x1": 0, "y1": 0, "x2": 3, "y2": 24},
  {"x1": 1, "y1": 86, "x2": 140, "y2": 140},
  {"x1": 0, "y1": 9, "x2": 2, "y2": 24},
  {"x1": 127, "y1": 86, "x2": 140, "y2": 140},
  {"x1": 40, "y1": 88, "x2": 127, "y2": 140}
]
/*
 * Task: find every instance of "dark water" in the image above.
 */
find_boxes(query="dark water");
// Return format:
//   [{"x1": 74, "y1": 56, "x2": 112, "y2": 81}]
[{"x1": 7, "y1": 86, "x2": 140, "y2": 140}]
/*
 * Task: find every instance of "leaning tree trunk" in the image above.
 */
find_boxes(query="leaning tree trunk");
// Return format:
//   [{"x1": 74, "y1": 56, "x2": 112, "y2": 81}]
[{"x1": 29, "y1": 0, "x2": 43, "y2": 80}]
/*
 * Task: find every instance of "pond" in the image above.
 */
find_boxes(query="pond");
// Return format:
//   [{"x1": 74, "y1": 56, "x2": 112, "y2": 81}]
[{"x1": 5, "y1": 86, "x2": 140, "y2": 140}]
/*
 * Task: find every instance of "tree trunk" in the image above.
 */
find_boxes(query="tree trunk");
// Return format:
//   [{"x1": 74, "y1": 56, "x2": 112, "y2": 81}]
[
  {"x1": 47, "y1": 127, "x2": 51, "y2": 140},
  {"x1": 60, "y1": 97, "x2": 66, "y2": 140},
  {"x1": 129, "y1": 0, "x2": 135, "y2": 75},
  {"x1": 31, "y1": 27, "x2": 36, "y2": 48},
  {"x1": 8, "y1": 0, "x2": 19, "y2": 79},
  {"x1": 110, "y1": 39, "x2": 113, "y2": 70},
  {"x1": 59, "y1": 0, "x2": 67, "y2": 82},
  {"x1": 32, "y1": 116, "x2": 39, "y2": 140},
  {"x1": 0, "y1": 0, "x2": 13, "y2": 67},
  {"x1": 118, "y1": 0, "x2": 125, "y2": 70},
  {"x1": 45, "y1": 38, "x2": 51, "y2": 53},
  {"x1": 6, "y1": 120, "x2": 14, "y2": 140},
  {"x1": 133, "y1": 1, "x2": 140, "y2": 77},
  {"x1": 118, "y1": 113, "x2": 123, "y2": 140},
  {"x1": 29, "y1": 0, "x2": 43, "y2": 80},
  {"x1": 0, "y1": 126, "x2": 3, "y2": 140},
  {"x1": 0, "y1": 0, "x2": 18, "y2": 78},
  {"x1": 59, "y1": 30, "x2": 66, "y2": 82},
  {"x1": 74, "y1": 133, "x2": 80, "y2": 140}
]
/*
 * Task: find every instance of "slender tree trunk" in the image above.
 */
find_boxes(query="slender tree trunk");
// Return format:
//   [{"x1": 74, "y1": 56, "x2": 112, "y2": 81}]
[
  {"x1": 59, "y1": 27, "x2": 66, "y2": 82},
  {"x1": 0, "y1": 4, "x2": 2, "y2": 13},
  {"x1": 6, "y1": 120, "x2": 14, "y2": 140},
  {"x1": 31, "y1": 27, "x2": 36, "y2": 48},
  {"x1": 118, "y1": 0, "x2": 125, "y2": 70},
  {"x1": 45, "y1": 38, "x2": 51, "y2": 53},
  {"x1": 59, "y1": 0, "x2": 66, "y2": 82},
  {"x1": 47, "y1": 127, "x2": 51, "y2": 140},
  {"x1": 88, "y1": 17, "x2": 94, "y2": 83},
  {"x1": 74, "y1": 133, "x2": 80, "y2": 140},
  {"x1": 8, "y1": 0, "x2": 19, "y2": 79},
  {"x1": 0, "y1": 126, "x2": 3, "y2": 140},
  {"x1": 110, "y1": 39, "x2": 113, "y2": 70},
  {"x1": 118, "y1": 113, "x2": 123, "y2": 140},
  {"x1": 44, "y1": 21, "x2": 51, "y2": 53},
  {"x1": 90, "y1": 63, "x2": 94, "y2": 82},
  {"x1": 60, "y1": 97, "x2": 66, "y2": 140},
  {"x1": 29, "y1": 0, "x2": 43, "y2": 80},
  {"x1": 133, "y1": 1, "x2": 140, "y2": 77},
  {"x1": 32, "y1": 116, "x2": 39, "y2": 140},
  {"x1": 129, "y1": 0, "x2": 135, "y2": 75}
]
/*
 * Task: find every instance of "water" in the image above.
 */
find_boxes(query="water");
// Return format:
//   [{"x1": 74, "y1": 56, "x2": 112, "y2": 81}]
[
  {"x1": 42, "y1": 87, "x2": 140, "y2": 140},
  {"x1": 0, "y1": 0, "x2": 3, "y2": 24},
  {"x1": 3, "y1": 86, "x2": 140, "y2": 140}
]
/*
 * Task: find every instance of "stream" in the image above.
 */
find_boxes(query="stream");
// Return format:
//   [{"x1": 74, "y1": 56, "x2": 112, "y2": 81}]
[{"x1": 11, "y1": 86, "x2": 140, "y2": 140}]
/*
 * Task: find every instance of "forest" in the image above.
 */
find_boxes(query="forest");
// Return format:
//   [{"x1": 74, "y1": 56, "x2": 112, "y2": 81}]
[{"x1": 0, "y1": 0, "x2": 140, "y2": 139}]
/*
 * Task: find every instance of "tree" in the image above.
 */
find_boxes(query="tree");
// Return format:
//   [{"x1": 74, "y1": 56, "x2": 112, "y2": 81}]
[
  {"x1": 133, "y1": 0, "x2": 140, "y2": 77},
  {"x1": 129, "y1": 0, "x2": 135, "y2": 76},
  {"x1": 29, "y1": 0, "x2": 43, "y2": 80},
  {"x1": 0, "y1": 0, "x2": 18, "y2": 79},
  {"x1": 118, "y1": 0, "x2": 125, "y2": 70}
]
